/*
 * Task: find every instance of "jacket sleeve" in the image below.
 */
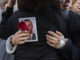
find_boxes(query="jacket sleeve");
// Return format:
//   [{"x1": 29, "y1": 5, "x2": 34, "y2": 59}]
[
  {"x1": 6, "y1": 35, "x2": 17, "y2": 54},
  {"x1": 58, "y1": 11, "x2": 80, "y2": 60},
  {"x1": 0, "y1": 7, "x2": 14, "y2": 40},
  {"x1": 58, "y1": 38, "x2": 79, "y2": 60},
  {"x1": 0, "y1": 7, "x2": 13, "y2": 27}
]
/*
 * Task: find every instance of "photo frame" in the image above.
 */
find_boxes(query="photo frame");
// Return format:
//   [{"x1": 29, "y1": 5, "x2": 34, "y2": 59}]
[{"x1": 19, "y1": 17, "x2": 38, "y2": 42}]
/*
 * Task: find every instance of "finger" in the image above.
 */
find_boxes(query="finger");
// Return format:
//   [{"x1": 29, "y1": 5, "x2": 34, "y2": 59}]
[
  {"x1": 48, "y1": 31, "x2": 59, "y2": 38},
  {"x1": 47, "y1": 37, "x2": 59, "y2": 47},
  {"x1": 24, "y1": 31, "x2": 28, "y2": 33},
  {"x1": 47, "y1": 41, "x2": 56, "y2": 48},
  {"x1": 46, "y1": 38, "x2": 56, "y2": 44},
  {"x1": 46, "y1": 35, "x2": 60, "y2": 45},
  {"x1": 21, "y1": 31, "x2": 28, "y2": 33},
  {"x1": 19, "y1": 37, "x2": 30, "y2": 41},
  {"x1": 46, "y1": 35, "x2": 57, "y2": 41},
  {"x1": 15, "y1": 30, "x2": 22, "y2": 35},
  {"x1": 46, "y1": 35, "x2": 60, "y2": 46},
  {"x1": 18, "y1": 41, "x2": 27, "y2": 45},
  {"x1": 47, "y1": 38, "x2": 59, "y2": 45},
  {"x1": 18, "y1": 33, "x2": 30, "y2": 37},
  {"x1": 56, "y1": 31, "x2": 63, "y2": 36}
]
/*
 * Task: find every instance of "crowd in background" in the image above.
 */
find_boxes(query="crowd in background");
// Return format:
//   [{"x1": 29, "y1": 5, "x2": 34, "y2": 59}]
[{"x1": 0, "y1": 0, "x2": 17, "y2": 22}]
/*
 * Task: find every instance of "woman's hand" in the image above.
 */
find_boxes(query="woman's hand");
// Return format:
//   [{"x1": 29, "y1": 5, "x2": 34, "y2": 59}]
[
  {"x1": 46, "y1": 31, "x2": 65, "y2": 48},
  {"x1": 11, "y1": 30, "x2": 30, "y2": 46}
]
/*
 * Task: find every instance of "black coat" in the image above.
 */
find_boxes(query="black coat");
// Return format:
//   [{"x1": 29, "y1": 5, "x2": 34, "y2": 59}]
[
  {"x1": 0, "y1": 7, "x2": 13, "y2": 27},
  {"x1": 0, "y1": 8, "x2": 80, "y2": 60}
]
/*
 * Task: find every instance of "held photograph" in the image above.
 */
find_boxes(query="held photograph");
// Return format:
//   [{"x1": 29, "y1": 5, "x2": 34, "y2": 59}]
[{"x1": 18, "y1": 17, "x2": 38, "y2": 42}]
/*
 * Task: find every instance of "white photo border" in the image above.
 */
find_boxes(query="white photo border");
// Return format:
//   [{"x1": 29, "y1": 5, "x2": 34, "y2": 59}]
[{"x1": 19, "y1": 17, "x2": 38, "y2": 42}]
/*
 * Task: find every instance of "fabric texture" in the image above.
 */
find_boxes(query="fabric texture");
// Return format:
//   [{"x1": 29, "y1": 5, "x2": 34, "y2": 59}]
[
  {"x1": 0, "y1": 39, "x2": 14, "y2": 60},
  {"x1": 6, "y1": 35, "x2": 17, "y2": 54}
]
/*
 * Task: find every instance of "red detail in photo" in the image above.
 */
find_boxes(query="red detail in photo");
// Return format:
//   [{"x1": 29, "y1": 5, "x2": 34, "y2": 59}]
[{"x1": 17, "y1": 21, "x2": 29, "y2": 31}]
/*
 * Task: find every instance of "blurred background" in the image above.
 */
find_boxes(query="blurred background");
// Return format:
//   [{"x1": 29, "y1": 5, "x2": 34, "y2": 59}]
[{"x1": 0, "y1": 0, "x2": 18, "y2": 22}]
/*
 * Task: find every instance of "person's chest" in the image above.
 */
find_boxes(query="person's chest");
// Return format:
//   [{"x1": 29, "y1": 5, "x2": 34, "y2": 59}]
[{"x1": 15, "y1": 11, "x2": 68, "y2": 40}]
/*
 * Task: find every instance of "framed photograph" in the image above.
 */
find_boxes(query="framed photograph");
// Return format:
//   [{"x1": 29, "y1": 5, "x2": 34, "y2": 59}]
[{"x1": 19, "y1": 17, "x2": 38, "y2": 42}]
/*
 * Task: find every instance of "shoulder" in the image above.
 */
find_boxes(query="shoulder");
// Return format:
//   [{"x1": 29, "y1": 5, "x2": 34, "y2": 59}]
[
  {"x1": 69, "y1": 10, "x2": 80, "y2": 17},
  {"x1": 68, "y1": 10, "x2": 80, "y2": 32},
  {"x1": 68, "y1": 10, "x2": 80, "y2": 21},
  {"x1": 9, "y1": 11, "x2": 34, "y2": 20}
]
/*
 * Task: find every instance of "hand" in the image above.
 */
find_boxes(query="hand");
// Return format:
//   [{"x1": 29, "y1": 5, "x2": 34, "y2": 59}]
[
  {"x1": 46, "y1": 31, "x2": 63, "y2": 48},
  {"x1": 11, "y1": 30, "x2": 30, "y2": 46},
  {"x1": 7, "y1": 0, "x2": 16, "y2": 8}
]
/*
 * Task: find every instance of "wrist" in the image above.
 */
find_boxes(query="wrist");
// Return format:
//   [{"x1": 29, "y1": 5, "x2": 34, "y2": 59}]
[
  {"x1": 56, "y1": 36, "x2": 68, "y2": 49},
  {"x1": 6, "y1": 35, "x2": 17, "y2": 54},
  {"x1": 10, "y1": 37, "x2": 16, "y2": 46}
]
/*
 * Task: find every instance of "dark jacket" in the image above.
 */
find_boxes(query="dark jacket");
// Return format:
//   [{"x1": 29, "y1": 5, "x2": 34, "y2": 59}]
[
  {"x1": 0, "y1": 8, "x2": 80, "y2": 60},
  {"x1": 0, "y1": 7, "x2": 13, "y2": 28},
  {"x1": 0, "y1": 7, "x2": 14, "y2": 60}
]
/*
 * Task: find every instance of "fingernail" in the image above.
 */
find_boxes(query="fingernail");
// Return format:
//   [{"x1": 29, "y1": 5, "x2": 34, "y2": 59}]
[{"x1": 48, "y1": 31, "x2": 53, "y2": 33}]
